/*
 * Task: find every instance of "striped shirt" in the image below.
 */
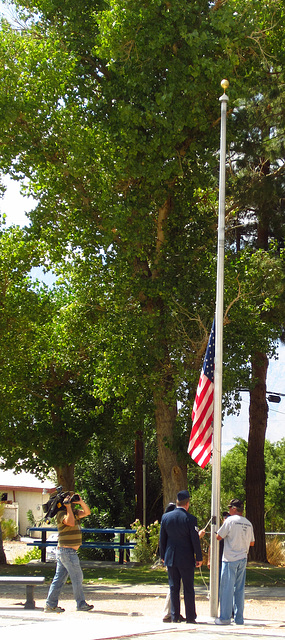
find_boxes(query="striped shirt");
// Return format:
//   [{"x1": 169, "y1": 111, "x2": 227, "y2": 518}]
[{"x1": 56, "y1": 509, "x2": 82, "y2": 548}]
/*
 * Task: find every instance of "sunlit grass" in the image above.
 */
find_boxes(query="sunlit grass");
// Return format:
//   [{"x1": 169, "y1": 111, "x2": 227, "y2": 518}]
[{"x1": 1, "y1": 561, "x2": 285, "y2": 587}]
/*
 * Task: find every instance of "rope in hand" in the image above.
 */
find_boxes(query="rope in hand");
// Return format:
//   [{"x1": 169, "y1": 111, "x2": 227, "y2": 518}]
[
  {"x1": 203, "y1": 517, "x2": 212, "y2": 531},
  {"x1": 199, "y1": 565, "x2": 210, "y2": 598},
  {"x1": 198, "y1": 517, "x2": 212, "y2": 598}
]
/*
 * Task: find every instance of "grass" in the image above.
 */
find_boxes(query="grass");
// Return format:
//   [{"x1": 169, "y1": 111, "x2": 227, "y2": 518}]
[
  {"x1": 245, "y1": 563, "x2": 285, "y2": 587},
  {"x1": 1, "y1": 561, "x2": 285, "y2": 587}
]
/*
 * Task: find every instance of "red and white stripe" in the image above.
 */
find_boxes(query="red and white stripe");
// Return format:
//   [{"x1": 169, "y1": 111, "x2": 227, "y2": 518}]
[{"x1": 187, "y1": 371, "x2": 214, "y2": 468}]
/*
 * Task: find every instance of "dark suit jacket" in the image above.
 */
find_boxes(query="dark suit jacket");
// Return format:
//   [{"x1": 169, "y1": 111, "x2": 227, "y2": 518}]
[{"x1": 160, "y1": 506, "x2": 202, "y2": 568}]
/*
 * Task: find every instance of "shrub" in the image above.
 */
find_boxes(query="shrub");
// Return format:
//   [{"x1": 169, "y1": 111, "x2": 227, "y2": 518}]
[
  {"x1": 26, "y1": 509, "x2": 37, "y2": 526},
  {"x1": 129, "y1": 519, "x2": 160, "y2": 564},
  {"x1": 266, "y1": 536, "x2": 285, "y2": 566},
  {"x1": 1, "y1": 518, "x2": 18, "y2": 540},
  {"x1": 14, "y1": 547, "x2": 41, "y2": 564}
]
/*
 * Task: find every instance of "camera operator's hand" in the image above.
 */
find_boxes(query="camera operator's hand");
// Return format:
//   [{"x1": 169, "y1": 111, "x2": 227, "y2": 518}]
[
  {"x1": 75, "y1": 495, "x2": 91, "y2": 518},
  {"x1": 62, "y1": 493, "x2": 91, "y2": 524}
]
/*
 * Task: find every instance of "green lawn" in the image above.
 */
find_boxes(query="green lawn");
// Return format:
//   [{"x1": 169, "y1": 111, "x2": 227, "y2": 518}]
[{"x1": 1, "y1": 561, "x2": 285, "y2": 587}]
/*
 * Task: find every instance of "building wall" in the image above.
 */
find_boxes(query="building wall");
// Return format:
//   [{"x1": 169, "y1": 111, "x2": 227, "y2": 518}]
[
  {"x1": 3, "y1": 502, "x2": 19, "y2": 532},
  {"x1": 1, "y1": 487, "x2": 54, "y2": 536}
]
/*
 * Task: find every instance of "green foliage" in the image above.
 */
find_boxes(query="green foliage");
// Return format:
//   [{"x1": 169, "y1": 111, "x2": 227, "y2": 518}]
[
  {"x1": 189, "y1": 437, "x2": 285, "y2": 534},
  {"x1": 0, "y1": 227, "x2": 126, "y2": 478},
  {"x1": 264, "y1": 439, "x2": 285, "y2": 530},
  {"x1": 129, "y1": 519, "x2": 160, "y2": 564},
  {"x1": 75, "y1": 446, "x2": 136, "y2": 529},
  {"x1": 0, "y1": 0, "x2": 285, "y2": 516},
  {"x1": 75, "y1": 436, "x2": 163, "y2": 529},
  {"x1": 187, "y1": 462, "x2": 212, "y2": 528},
  {"x1": 1, "y1": 518, "x2": 18, "y2": 540},
  {"x1": 14, "y1": 547, "x2": 41, "y2": 564},
  {"x1": 221, "y1": 437, "x2": 248, "y2": 505},
  {"x1": 26, "y1": 509, "x2": 37, "y2": 526}
]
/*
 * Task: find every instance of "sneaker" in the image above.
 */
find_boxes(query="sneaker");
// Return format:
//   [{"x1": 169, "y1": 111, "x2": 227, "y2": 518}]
[
  {"x1": 77, "y1": 603, "x2": 94, "y2": 611},
  {"x1": 44, "y1": 604, "x2": 65, "y2": 613},
  {"x1": 215, "y1": 618, "x2": 230, "y2": 625}
]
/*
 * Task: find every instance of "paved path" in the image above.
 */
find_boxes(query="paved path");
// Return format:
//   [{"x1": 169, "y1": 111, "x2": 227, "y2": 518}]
[{"x1": 0, "y1": 581, "x2": 284, "y2": 640}]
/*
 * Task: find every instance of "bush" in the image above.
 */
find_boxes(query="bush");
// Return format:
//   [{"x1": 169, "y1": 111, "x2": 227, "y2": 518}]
[
  {"x1": 26, "y1": 509, "x2": 37, "y2": 527},
  {"x1": 14, "y1": 547, "x2": 41, "y2": 564},
  {"x1": 266, "y1": 536, "x2": 285, "y2": 566},
  {"x1": 129, "y1": 519, "x2": 160, "y2": 564},
  {"x1": 1, "y1": 518, "x2": 18, "y2": 540}
]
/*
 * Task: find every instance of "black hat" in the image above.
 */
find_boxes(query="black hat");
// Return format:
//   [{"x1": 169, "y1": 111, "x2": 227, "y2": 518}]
[
  {"x1": 228, "y1": 498, "x2": 243, "y2": 510},
  {"x1": 165, "y1": 502, "x2": 176, "y2": 513},
  {"x1": 177, "y1": 489, "x2": 190, "y2": 502}
]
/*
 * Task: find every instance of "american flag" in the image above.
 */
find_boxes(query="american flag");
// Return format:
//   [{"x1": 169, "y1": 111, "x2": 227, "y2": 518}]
[{"x1": 188, "y1": 320, "x2": 215, "y2": 468}]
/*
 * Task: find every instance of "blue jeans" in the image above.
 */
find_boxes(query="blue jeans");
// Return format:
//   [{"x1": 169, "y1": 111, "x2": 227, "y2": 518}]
[
  {"x1": 219, "y1": 558, "x2": 247, "y2": 624},
  {"x1": 46, "y1": 547, "x2": 87, "y2": 610}
]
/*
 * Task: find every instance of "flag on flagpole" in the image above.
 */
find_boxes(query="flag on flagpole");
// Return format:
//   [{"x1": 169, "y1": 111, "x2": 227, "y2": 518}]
[{"x1": 188, "y1": 320, "x2": 215, "y2": 468}]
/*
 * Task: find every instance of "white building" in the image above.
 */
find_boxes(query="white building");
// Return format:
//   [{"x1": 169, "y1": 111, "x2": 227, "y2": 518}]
[{"x1": 0, "y1": 468, "x2": 56, "y2": 536}]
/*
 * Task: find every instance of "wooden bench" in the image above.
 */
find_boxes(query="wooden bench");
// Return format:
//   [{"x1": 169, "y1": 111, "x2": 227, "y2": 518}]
[
  {"x1": 0, "y1": 576, "x2": 45, "y2": 609},
  {"x1": 28, "y1": 527, "x2": 136, "y2": 564}
]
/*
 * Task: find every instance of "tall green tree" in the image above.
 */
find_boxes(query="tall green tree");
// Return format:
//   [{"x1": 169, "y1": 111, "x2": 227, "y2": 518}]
[
  {"x1": 0, "y1": 227, "x2": 126, "y2": 488},
  {"x1": 0, "y1": 0, "x2": 283, "y2": 509},
  {"x1": 225, "y1": 11, "x2": 285, "y2": 559}
]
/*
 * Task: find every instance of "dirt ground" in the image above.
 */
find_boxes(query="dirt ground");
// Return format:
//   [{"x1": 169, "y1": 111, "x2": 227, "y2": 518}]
[
  {"x1": 3, "y1": 539, "x2": 30, "y2": 563},
  {"x1": 2, "y1": 540, "x2": 285, "y2": 623}
]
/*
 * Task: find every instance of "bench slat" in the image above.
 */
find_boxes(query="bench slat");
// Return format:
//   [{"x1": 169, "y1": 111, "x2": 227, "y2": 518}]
[
  {"x1": 27, "y1": 542, "x2": 135, "y2": 549},
  {"x1": 27, "y1": 527, "x2": 136, "y2": 564},
  {"x1": 0, "y1": 577, "x2": 45, "y2": 584}
]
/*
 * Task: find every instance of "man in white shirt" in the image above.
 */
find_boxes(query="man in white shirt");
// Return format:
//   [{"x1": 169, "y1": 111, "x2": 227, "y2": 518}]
[{"x1": 215, "y1": 498, "x2": 255, "y2": 626}]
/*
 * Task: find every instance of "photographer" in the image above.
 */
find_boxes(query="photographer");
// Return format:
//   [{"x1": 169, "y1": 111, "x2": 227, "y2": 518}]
[{"x1": 45, "y1": 493, "x2": 93, "y2": 613}]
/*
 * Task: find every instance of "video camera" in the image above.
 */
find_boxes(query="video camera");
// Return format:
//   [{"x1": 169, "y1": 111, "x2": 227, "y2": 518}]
[{"x1": 43, "y1": 486, "x2": 80, "y2": 522}]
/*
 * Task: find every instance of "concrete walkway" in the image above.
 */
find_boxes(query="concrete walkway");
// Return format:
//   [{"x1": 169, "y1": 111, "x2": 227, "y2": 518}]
[{"x1": 0, "y1": 581, "x2": 284, "y2": 640}]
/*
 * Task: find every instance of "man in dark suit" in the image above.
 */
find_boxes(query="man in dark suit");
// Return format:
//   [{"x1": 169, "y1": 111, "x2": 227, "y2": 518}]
[{"x1": 159, "y1": 489, "x2": 203, "y2": 624}]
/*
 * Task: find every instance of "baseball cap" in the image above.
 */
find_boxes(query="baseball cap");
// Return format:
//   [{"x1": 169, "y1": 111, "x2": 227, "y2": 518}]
[{"x1": 228, "y1": 498, "x2": 243, "y2": 510}]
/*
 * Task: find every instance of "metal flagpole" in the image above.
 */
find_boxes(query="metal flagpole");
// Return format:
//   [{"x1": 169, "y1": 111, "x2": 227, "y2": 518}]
[{"x1": 209, "y1": 79, "x2": 229, "y2": 618}]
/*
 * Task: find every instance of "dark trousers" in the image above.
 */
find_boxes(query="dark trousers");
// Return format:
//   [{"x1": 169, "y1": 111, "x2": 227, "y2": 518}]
[{"x1": 167, "y1": 564, "x2": 196, "y2": 622}]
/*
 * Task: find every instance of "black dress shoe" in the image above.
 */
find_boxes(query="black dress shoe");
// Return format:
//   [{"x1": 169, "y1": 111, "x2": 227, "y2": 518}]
[
  {"x1": 163, "y1": 615, "x2": 172, "y2": 623},
  {"x1": 179, "y1": 614, "x2": 186, "y2": 622},
  {"x1": 172, "y1": 618, "x2": 181, "y2": 623},
  {"x1": 186, "y1": 619, "x2": 197, "y2": 624}
]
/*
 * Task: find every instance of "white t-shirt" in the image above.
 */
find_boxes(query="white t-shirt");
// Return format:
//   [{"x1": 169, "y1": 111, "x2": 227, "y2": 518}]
[{"x1": 217, "y1": 514, "x2": 255, "y2": 562}]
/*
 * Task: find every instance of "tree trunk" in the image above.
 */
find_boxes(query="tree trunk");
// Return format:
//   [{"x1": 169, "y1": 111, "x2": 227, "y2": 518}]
[
  {"x1": 155, "y1": 395, "x2": 187, "y2": 509},
  {"x1": 246, "y1": 351, "x2": 268, "y2": 562},
  {"x1": 0, "y1": 523, "x2": 7, "y2": 564},
  {"x1": 54, "y1": 464, "x2": 75, "y2": 492}
]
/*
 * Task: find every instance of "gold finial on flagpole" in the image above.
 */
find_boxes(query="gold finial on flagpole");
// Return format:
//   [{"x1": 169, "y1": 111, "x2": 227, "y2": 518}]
[{"x1": 221, "y1": 79, "x2": 229, "y2": 93}]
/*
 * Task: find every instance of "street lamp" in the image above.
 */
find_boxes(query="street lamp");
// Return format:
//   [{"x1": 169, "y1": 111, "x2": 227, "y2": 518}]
[
  {"x1": 239, "y1": 388, "x2": 285, "y2": 403},
  {"x1": 267, "y1": 394, "x2": 281, "y2": 403}
]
